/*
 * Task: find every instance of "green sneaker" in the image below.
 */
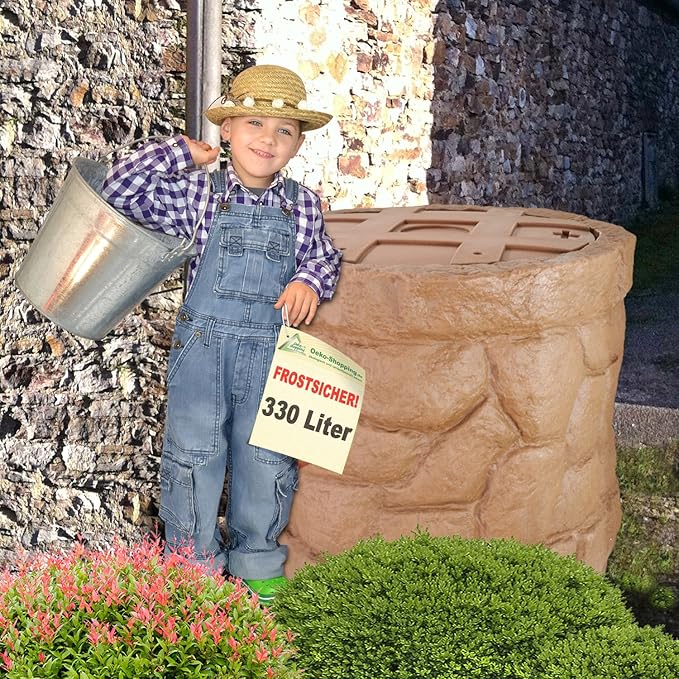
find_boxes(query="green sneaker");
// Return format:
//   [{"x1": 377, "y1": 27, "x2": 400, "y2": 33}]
[{"x1": 243, "y1": 576, "x2": 287, "y2": 604}]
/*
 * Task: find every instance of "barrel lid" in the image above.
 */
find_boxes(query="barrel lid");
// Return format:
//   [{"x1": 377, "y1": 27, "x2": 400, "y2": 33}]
[{"x1": 324, "y1": 205, "x2": 598, "y2": 265}]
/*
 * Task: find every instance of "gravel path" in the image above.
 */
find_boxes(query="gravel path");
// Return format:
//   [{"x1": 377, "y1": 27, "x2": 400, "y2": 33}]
[
  {"x1": 614, "y1": 291, "x2": 679, "y2": 445},
  {"x1": 617, "y1": 291, "x2": 679, "y2": 409}
]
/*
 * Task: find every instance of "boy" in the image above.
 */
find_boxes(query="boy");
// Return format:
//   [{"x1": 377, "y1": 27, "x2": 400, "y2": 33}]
[{"x1": 102, "y1": 65, "x2": 341, "y2": 603}]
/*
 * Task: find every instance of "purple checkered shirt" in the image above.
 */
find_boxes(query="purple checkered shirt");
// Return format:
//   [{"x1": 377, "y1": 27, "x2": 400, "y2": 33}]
[{"x1": 101, "y1": 135, "x2": 341, "y2": 300}]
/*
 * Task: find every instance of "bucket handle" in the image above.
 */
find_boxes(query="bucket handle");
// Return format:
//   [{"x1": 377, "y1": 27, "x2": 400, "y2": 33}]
[
  {"x1": 99, "y1": 134, "x2": 169, "y2": 162},
  {"x1": 100, "y1": 135, "x2": 211, "y2": 263}
]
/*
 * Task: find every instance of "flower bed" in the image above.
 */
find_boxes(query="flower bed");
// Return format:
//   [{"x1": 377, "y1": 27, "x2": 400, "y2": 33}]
[{"x1": 0, "y1": 537, "x2": 299, "y2": 678}]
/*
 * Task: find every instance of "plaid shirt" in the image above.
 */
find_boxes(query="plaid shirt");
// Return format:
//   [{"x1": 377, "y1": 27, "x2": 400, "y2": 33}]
[{"x1": 101, "y1": 135, "x2": 341, "y2": 299}]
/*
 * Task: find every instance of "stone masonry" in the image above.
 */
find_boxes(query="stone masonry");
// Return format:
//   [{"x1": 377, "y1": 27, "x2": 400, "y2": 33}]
[
  {"x1": 428, "y1": 0, "x2": 679, "y2": 221},
  {"x1": 1, "y1": 0, "x2": 677, "y2": 561}
]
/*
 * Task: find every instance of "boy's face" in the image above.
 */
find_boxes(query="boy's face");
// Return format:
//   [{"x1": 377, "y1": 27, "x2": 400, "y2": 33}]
[{"x1": 220, "y1": 116, "x2": 305, "y2": 188}]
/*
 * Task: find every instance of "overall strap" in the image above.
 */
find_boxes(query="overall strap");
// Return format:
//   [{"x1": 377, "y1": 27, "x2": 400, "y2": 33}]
[
  {"x1": 283, "y1": 177, "x2": 299, "y2": 204},
  {"x1": 211, "y1": 168, "x2": 227, "y2": 196}
]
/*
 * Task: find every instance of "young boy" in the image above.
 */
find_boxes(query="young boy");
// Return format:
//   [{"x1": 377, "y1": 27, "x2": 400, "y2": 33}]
[{"x1": 102, "y1": 65, "x2": 341, "y2": 603}]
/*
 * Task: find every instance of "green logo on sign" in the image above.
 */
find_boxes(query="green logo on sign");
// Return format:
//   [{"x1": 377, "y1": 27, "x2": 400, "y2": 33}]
[{"x1": 278, "y1": 333, "x2": 306, "y2": 355}]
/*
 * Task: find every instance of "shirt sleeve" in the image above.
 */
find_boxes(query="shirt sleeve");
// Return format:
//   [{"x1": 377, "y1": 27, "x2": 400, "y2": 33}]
[
  {"x1": 100, "y1": 135, "x2": 209, "y2": 240},
  {"x1": 291, "y1": 190, "x2": 342, "y2": 302}
]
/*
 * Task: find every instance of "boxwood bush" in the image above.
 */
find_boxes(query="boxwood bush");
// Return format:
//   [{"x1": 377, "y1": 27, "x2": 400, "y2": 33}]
[
  {"x1": 538, "y1": 625, "x2": 679, "y2": 678},
  {"x1": 273, "y1": 532, "x2": 679, "y2": 678}
]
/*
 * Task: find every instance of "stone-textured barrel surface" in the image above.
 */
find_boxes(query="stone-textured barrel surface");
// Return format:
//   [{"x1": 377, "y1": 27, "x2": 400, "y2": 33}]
[{"x1": 281, "y1": 205, "x2": 635, "y2": 574}]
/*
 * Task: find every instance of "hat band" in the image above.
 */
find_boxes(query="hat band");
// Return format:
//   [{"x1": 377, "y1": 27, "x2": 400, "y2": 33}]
[{"x1": 218, "y1": 96, "x2": 310, "y2": 111}]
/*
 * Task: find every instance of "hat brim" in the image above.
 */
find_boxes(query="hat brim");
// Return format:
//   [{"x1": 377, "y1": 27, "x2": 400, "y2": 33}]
[{"x1": 204, "y1": 104, "x2": 332, "y2": 132}]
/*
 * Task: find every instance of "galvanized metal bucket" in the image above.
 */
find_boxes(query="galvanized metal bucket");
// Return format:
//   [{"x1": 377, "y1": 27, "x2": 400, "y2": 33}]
[{"x1": 15, "y1": 143, "x2": 207, "y2": 340}]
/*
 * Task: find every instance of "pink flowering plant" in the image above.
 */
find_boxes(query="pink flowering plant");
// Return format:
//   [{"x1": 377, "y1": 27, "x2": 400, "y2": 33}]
[{"x1": 0, "y1": 536, "x2": 300, "y2": 678}]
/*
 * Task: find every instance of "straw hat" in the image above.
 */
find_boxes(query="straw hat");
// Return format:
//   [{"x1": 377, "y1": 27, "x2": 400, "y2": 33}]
[{"x1": 204, "y1": 65, "x2": 332, "y2": 132}]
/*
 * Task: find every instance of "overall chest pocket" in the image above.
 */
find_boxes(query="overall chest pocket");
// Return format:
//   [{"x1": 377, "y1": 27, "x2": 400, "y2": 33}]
[{"x1": 215, "y1": 227, "x2": 292, "y2": 302}]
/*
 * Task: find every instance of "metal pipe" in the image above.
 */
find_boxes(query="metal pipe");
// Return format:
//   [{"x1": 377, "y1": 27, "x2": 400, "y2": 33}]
[
  {"x1": 186, "y1": 0, "x2": 222, "y2": 150},
  {"x1": 184, "y1": 0, "x2": 223, "y2": 298},
  {"x1": 185, "y1": 0, "x2": 204, "y2": 140},
  {"x1": 201, "y1": 0, "x2": 223, "y2": 154}
]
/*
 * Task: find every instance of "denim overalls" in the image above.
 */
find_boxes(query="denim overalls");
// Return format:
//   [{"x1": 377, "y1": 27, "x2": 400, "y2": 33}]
[{"x1": 159, "y1": 171, "x2": 300, "y2": 580}]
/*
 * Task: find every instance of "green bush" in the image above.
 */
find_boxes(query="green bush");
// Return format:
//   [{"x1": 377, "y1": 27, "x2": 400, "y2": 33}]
[
  {"x1": 538, "y1": 625, "x2": 679, "y2": 678},
  {"x1": 273, "y1": 532, "x2": 679, "y2": 678}
]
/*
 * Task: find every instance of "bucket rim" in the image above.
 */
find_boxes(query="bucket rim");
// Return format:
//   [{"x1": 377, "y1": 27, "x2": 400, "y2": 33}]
[{"x1": 70, "y1": 156, "x2": 190, "y2": 252}]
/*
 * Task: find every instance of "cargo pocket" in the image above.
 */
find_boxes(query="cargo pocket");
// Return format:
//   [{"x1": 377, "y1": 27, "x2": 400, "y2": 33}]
[
  {"x1": 159, "y1": 454, "x2": 197, "y2": 536},
  {"x1": 266, "y1": 460, "x2": 299, "y2": 543},
  {"x1": 165, "y1": 322, "x2": 220, "y2": 456}
]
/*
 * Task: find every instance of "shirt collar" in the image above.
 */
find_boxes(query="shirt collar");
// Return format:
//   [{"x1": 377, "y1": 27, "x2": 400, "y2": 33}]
[{"x1": 224, "y1": 162, "x2": 286, "y2": 198}]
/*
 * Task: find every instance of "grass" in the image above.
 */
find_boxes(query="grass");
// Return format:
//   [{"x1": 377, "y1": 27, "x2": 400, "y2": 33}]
[
  {"x1": 607, "y1": 441, "x2": 679, "y2": 636},
  {"x1": 616, "y1": 440, "x2": 679, "y2": 496},
  {"x1": 623, "y1": 194, "x2": 679, "y2": 294},
  {"x1": 609, "y1": 195, "x2": 679, "y2": 634}
]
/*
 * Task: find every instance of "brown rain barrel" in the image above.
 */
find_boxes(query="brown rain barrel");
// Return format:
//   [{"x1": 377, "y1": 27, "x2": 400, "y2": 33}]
[{"x1": 281, "y1": 205, "x2": 636, "y2": 574}]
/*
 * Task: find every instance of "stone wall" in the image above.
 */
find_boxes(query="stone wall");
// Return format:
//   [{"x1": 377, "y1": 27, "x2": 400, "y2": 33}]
[
  {"x1": 1, "y1": 0, "x2": 189, "y2": 557},
  {"x1": 0, "y1": 0, "x2": 262, "y2": 557},
  {"x1": 429, "y1": 0, "x2": 679, "y2": 221},
  {"x1": 1, "y1": 0, "x2": 677, "y2": 559},
  {"x1": 251, "y1": 0, "x2": 438, "y2": 210}
]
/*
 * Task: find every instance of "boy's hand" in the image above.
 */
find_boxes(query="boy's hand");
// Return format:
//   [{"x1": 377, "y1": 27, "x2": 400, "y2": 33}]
[
  {"x1": 274, "y1": 282, "x2": 319, "y2": 327},
  {"x1": 181, "y1": 135, "x2": 220, "y2": 166}
]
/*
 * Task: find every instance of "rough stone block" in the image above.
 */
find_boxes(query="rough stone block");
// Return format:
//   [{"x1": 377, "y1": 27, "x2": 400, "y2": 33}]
[
  {"x1": 341, "y1": 424, "x2": 432, "y2": 483},
  {"x1": 477, "y1": 444, "x2": 567, "y2": 543},
  {"x1": 487, "y1": 330, "x2": 584, "y2": 442},
  {"x1": 578, "y1": 302, "x2": 626, "y2": 375},
  {"x1": 384, "y1": 400, "x2": 518, "y2": 505},
  {"x1": 356, "y1": 342, "x2": 488, "y2": 431}
]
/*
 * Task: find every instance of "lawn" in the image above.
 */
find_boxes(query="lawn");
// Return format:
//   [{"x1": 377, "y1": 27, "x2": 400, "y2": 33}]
[
  {"x1": 607, "y1": 441, "x2": 679, "y2": 637},
  {"x1": 606, "y1": 197, "x2": 679, "y2": 636}
]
